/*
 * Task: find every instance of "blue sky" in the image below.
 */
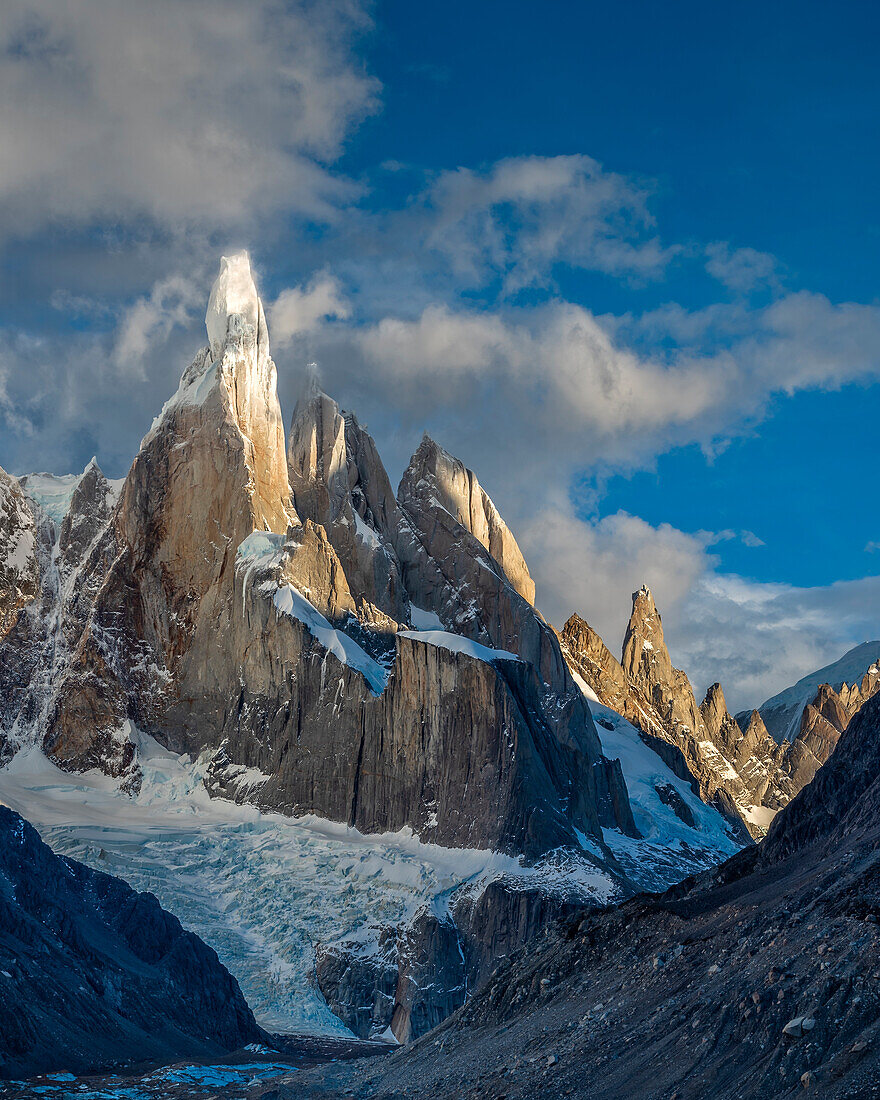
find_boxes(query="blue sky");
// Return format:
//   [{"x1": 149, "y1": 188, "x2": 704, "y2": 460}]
[{"x1": 0, "y1": 0, "x2": 878, "y2": 708}]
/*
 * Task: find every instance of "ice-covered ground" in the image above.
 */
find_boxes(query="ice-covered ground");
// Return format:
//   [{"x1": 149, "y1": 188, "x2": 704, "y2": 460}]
[{"x1": 0, "y1": 733, "x2": 617, "y2": 1035}]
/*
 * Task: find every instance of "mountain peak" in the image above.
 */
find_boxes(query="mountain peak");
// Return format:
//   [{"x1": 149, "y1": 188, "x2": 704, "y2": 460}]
[{"x1": 205, "y1": 252, "x2": 265, "y2": 362}]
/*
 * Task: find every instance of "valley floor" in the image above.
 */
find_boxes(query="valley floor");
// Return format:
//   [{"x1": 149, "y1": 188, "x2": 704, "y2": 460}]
[{"x1": 0, "y1": 1036, "x2": 390, "y2": 1099}]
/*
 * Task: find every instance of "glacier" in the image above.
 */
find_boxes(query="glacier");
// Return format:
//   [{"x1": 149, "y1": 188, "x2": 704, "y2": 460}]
[{"x1": 0, "y1": 730, "x2": 619, "y2": 1036}]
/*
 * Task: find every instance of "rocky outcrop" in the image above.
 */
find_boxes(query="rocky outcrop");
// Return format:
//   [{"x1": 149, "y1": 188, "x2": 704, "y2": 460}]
[
  {"x1": 0, "y1": 805, "x2": 262, "y2": 1079},
  {"x1": 198, "y1": 537, "x2": 621, "y2": 857},
  {"x1": 558, "y1": 593, "x2": 804, "y2": 840},
  {"x1": 0, "y1": 461, "x2": 121, "y2": 769},
  {"x1": 287, "y1": 383, "x2": 407, "y2": 626},
  {"x1": 0, "y1": 467, "x2": 38, "y2": 640}
]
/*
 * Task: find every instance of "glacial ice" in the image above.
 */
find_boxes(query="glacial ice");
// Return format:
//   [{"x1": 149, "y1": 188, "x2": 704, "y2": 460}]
[{"x1": 0, "y1": 731, "x2": 616, "y2": 1036}]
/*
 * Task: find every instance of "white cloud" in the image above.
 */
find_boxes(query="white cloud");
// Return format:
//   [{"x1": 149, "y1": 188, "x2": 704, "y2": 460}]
[
  {"x1": 307, "y1": 291, "x2": 880, "y2": 494},
  {"x1": 418, "y1": 155, "x2": 675, "y2": 292},
  {"x1": 113, "y1": 274, "x2": 202, "y2": 375},
  {"x1": 705, "y1": 242, "x2": 780, "y2": 294},
  {"x1": 0, "y1": 0, "x2": 378, "y2": 238},
  {"x1": 270, "y1": 275, "x2": 350, "y2": 347}
]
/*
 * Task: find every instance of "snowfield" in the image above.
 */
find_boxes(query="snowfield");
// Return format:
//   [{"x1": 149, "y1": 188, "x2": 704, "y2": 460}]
[
  {"x1": 581, "y1": 698, "x2": 741, "y2": 889},
  {"x1": 0, "y1": 731, "x2": 618, "y2": 1036}
]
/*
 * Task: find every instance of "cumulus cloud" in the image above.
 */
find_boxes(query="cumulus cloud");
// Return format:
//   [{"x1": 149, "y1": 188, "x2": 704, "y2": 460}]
[
  {"x1": 705, "y1": 242, "x2": 780, "y2": 294},
  {"x1": 0, "y1": 0, "x2": 378, "y2": 238},
  {"x1": 418, "y1": 155, "x2": 675, "y2": 292},
  {"x1": 270, "y1": 275, "x2": 350, "y2": 347},
  {"x1": 303, "y1": 290, "x2": 880, "y2": 495},
  {"x1": 113, "y1": 274, "x2": 202, "y2": 374}
]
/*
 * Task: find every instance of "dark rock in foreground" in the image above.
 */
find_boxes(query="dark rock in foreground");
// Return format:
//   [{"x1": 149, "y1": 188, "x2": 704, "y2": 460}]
[
  {"x1": 0, "y1": 806, "x2": 263, "y2": 1080},
  {"x1": 280, "y1": 692, "x2": 880, "y2": 1099}
]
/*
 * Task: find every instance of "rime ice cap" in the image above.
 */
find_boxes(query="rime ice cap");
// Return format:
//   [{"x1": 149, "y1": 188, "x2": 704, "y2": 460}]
[{"x1": 205, "y1": 252, "x2": 261, "y2": 360}]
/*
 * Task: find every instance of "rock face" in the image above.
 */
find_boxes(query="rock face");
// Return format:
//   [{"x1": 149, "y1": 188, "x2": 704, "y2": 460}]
[
  {"x1": 0, "y1": 467, "x2": 38, "y2": 640},
  {"x1": 303, "y1": 692, "x2": 880, "y2": 1100},
  {"x1": 0, "y1": 805, "x2": 262, "y2": 1079},
  {"x1": 287, "y1": 382, "x2": 407, "y2": 626},
  {"x1": 0, "y1": 254, "x2": 635, "y2": 862},
  {"x1": 0, "y1": 461, "x2": 121, "y2": 769},
  {"x1": 557, "y1": 592, "x2": 825, "y2": 840}
]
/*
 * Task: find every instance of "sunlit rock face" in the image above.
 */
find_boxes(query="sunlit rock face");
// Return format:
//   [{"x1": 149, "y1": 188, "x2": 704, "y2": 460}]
[
  {"x1": 0, "y1": 253, "x2": 635, "y2": 865},
  {"x1": 560, "y1": 590, "x2": 797, "y2": 841}
]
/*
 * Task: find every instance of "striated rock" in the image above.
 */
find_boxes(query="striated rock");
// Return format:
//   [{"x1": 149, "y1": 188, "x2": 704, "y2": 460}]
[
  {"x1": 42, "y1": 253, "x2": 296, "y2": 776},
  {"x1": 795, "y1": 683, "x2": 847, "y2": 776},
  {"x1": 199, "y1": 539, "x2": 618, "y2": 857},
  {"x1": 559, "y1": 594, "x2": 799, "y2": 840},
  {"x1": 0, "y1": 805, "x2": 262, "y2": 1079},
  {"x1": 0, "y1": 466, "x2": 39, "y2": 639},
  {"x1": 401, "y1": 436, "x2": 535, "y2": 606},
  {"x1": 287, "y1": 384, "x2": 407, "y2": 625}
]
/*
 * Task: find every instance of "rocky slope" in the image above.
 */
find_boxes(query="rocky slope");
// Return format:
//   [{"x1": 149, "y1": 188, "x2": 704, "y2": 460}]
[
  {"x1": 0, "y1": 804, "x2": 262, "y2": 1079},
  {"x1": 556, "y1": 589, "x2": 879, "y2": 842},
  {"x1": 0, "y1": 467, "x2": 38, "y2": 640},
  {"x1": 284, "y1": 690, "x2": 880, "y2": 1100}
]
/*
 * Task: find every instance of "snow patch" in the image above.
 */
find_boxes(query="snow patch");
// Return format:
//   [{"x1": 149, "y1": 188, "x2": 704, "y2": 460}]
[
  {"x1": 580, "y1": 696, "x2": 741, "y2": 890},
  {"x1": 408, "y1": 603, "x2": 445, "y2": 631},
  {"x1": 274, "y1": 584, "x2": 389, "y2": 694},
  {"x1": 398, "y1": 630, "x2": 522, "y2": 665}
]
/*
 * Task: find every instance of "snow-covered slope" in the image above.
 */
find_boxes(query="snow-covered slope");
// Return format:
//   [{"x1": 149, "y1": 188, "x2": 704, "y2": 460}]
[
  {"x1": 755, "y1": 641, "x2": 880, "y2": 743},
  {"x1": 0, "y1": 733, "x2": 618, "y2": 1036},
  {"x1": 580, "y1": 699, "x2": 740, "y2": 890}
]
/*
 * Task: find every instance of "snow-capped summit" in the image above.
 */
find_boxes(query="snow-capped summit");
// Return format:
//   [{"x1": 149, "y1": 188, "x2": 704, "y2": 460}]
[{"x1": 205, "y1": 251, "x2": 266, "y2": 362}]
